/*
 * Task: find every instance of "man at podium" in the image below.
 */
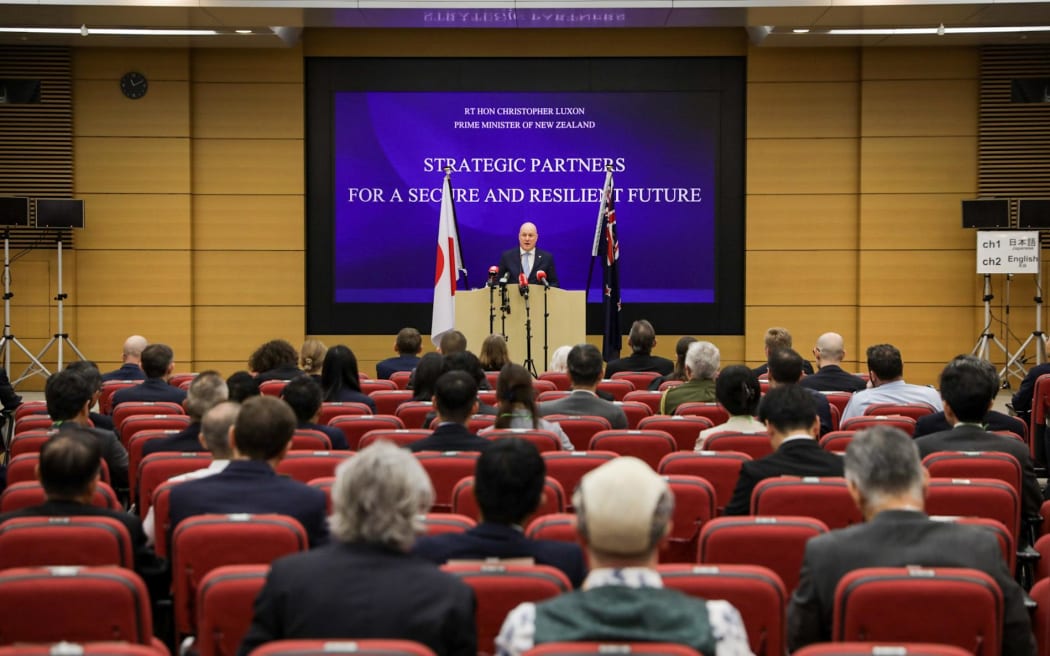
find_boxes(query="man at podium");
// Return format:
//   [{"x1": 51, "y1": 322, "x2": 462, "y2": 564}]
[{"x1": 497, "y1": 221, "x2": 559, "y2": 287}]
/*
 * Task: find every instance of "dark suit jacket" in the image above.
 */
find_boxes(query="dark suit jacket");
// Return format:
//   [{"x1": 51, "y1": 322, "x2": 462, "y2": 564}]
[
  {"x1": 238, "y1": 541, "x2": 476, "y2": 656},
  {"x1": 89, "y1": 412, "x2": 115, "y2": 433},
  {"x1": 497, "y1": 247, "x2": 558, "y2": 287},
  {"x1": 254, "y1": 365, "x2": 304, "y2": 383},
  {"x1": 101, "y1": 363, "x2": 145, "y2": 383},
  {"x1": 798, "y1": 364, "x2": 867, "y2": 393},
  {"x1": 724, "y1": 438, "x2": 844, "y2": 516},
  {"x1": 807, "y1": 388, "x2": 833, "y2": 437},
  {"x1": 538, "y1": 390, "x2": 628, "y2": 429},
  {"x1": 110, "y1": 378, "x2": 187, "y2": 408},
  {"x1": 754, "y1": 361, "x2": 815, "y2": 377},
  {"x1": 915, "y1": 424, "x2": 1042, "y2": 518},
  {"x1": 1011, "y1": 362, "x2": 1050, "y2": 415},
  {"x1": 376, "y1": 354, "x2": 421, "y2": 380},
  {"x1": 0, "y1": 366, "x2": 20, "y2": 411},
  {"x1": 409, "y1": 423, "x2": 490, "y2": 453},
  {"x1": 53, "y1": 423, "x2": 129, "y2": 491},
  {"x1": 913, "y1": 410, "x2": 1027, "y2": 439},
  {"x1": 605, "y1": 353, "x2": 674, "y2": 377},
  {"x1": 169, "y1": 459, "x2": 329, "y2": 547},
  {"x1": 141, "y1": 423, "x2": 205, "y2": 457},
  {"x1": 787, "y1": 509, "x2": 1036, "y2": 656},
  {"x1": 413, "y1": 522, "x2": 586, "y2": 588},
  {"x1": 300, "y1": 421, "x2": 349, "y2": 450}
]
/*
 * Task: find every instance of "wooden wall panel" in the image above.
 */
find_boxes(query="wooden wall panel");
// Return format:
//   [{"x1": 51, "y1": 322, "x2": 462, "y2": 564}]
[
  {"x1": 76, "y1": 194, "x2": 191, "y2": 251},
  {"x1": 74, "y1": 251, "x2": 191, "y2": 306},
  {"x1": 861, "y1": 80, "x2": 978, "y2": 137},
  {"x1": 191, "y1": 48, "x2": 303, "y2": 83},
  {"x1": 748, "y1": 83, "x2": 859, "y2": 138},
  {"x1": 747, "y1": 251, "x2": 857, "y2": 306},
  {"x1": 745, "y1": 306, "x2": 860, "y2": 366},
  {"x1": 191, "y1": 139, "x2": 303, "y2": 196},
  {"x1": 747, "y1": 139, "x2": 859, "y2": 195},
  {"x1": 748, "y1": 47, "x2": 860, "y2": 82},
  {"x1": 859, "y1": 250, "x2": 977, "y2": 307},
  {"x1": 747, "y1": 195, "x2": 858, "y2": 251},
  {"x1": 859, "y1": 193, "x2": 973, "y2": 250},
  {"x1": 193, "y1": 252, "x2": 304, "y2": 306},
  {"x1": 192, "y1": 196, "x2": 303, "y2": 251},
  {"x1": 862, "y1": 47, "x2": 978, "y2": 81},
  {"x1": 75, "y1": 137, "x2": 190, "y2": 194},
  {"x1": 73, "y1": 306, "x2": 192, "y2": 362},
  {"x1": 193, "y1": 307, "x2": 303, "y2": 363},
  {"x1": 73, "y1": 80, "x2": 190, "y2": 137},
  {"x1": 191, "y1": 83, "x2": 304, "y2": 140},
  {"x1": 858, "y1": 306, "x2": 976, "y2": 385},
  {"x1": 860, "y1": 137, "x2": 976, "y2": 194},
  {"x1": 73, "y1": 48, "x2": 189, "y2": 81}
]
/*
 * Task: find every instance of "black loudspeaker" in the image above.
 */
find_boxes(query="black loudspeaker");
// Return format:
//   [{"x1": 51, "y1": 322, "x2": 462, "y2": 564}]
[
  {"x1": 0, "y1": 198, "x2": 29, "y2": 227},
  {"x1": 962, "y1": 199, "x2": 1010, "y2": 229},
  {"x1": 1018, "y1": 199, "x2": 1050, "y2": 229},
  {"x1": 35, "y1": 199, "x2": 84, "y2": 229}
]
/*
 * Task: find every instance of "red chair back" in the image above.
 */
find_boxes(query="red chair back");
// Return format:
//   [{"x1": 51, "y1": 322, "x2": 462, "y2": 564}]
[
  {"x1": 532, "y1": 379, "x2": 558, "y2": 393},
  {"x1": 864, "y1": 402, "x2": 937, "y2": 421},
  {"x1": 611, "y1": 371, "x2": 662, "y2": 390},
  {"x1": 389, "y1": 371, "x2": 412, "y2": 389},
  {"x1": 793, "y1": 644, "x2": 973, "y2": 656},
  {"x1": 119, "y1": 414, "x2": 192, "y2": 447},
  {"x1": 396, "y1": 401, "x2": 435, "y2": 429},
  {"x1": 541, "y1": 451, "x2": 619, "y2": 507},
  {"x1": 276, "y1": 451, "x2": 353, "y2": 484},
  {"x1": 543, "y1": 415, "x2": 612, "y2": 451},
  {"x1": 421, "y1": 513, "x2": 477, "y2": 537},
  {"x1": 925, "y1": 478, "x2": 1021, "y2": 541},
  {"x1": 674, "y1": 402, "x2": 730, "y2": 425},
  {"x1": 361, "y1": 379, "x2": 398, "y2": 394},
  {"x1": 329, "y1": 415, "x2": 406, "y2": 450},
  {"x1": 318, "y1": 402, "x2": 373, "y2": 425},
  {"x1": 359, "y1": 429, "x2": 433, "y2": 450},
  {"x1": 525, "y1": 513, "x2": 579, "y2": 544},
  {"x1": 751, "y1": 476, "x2": 862, "y2": 529},
  {"x1": 197, "y1": 564, "x2": 269, "y2": 656},
  {"x1": 932, "y1": 516, "x2": 1015, "y2": 573},
  {"x1": 258, "y1": 380, "x2": 290, "y2": 397},
  {"x1": 127, "y1": 429, "x2": 182, "y2": 493},
  {"x1": 537, "y1": 390, "x2": 572, "y2": 403},
  {"x1": 453, "y1": 476, "x2": 565, "y2": 522},
  {"x1": 638, "y1": 415, "x2": 714, "y2": 452},
  {"x1": 291, "y1": 429, "x2": 332, "y2": 451},
  {"x1": 704, "y1": 431, "x2": 774, "y2": 460},
  {"x1": 13, "y1": 401, "x2": 47, "y2": 422},
  {"x1": 13, "y1": 415, "x2": 53, "y2": 435},
  {"x1": 483, "y1": 428, "x2": 562, "y2": 453},
  {"x1": 624, "y1": 390, "x2": 665, "y2": 415},
  {"x1": 660, "y1": 475, "x2": 716, "y2": 563},
  {"x1": 9, "y1": 429, "x2": 56, "y2": 458},
  {"x1": 840, "y1": 414, "x2": 916, "y2": 436},
  {"x1": 698, "y1": 515, "x2": 829, "y2": 591},
  {"x1": 525, "y1": 644, "x2": 700, "y2": 656},
  {"x1": 819, "y1": 430, "x2": 857, "y2": 453},
  {"x1": 538, "y1": 371, "x2": 571, "y2": 390},
  {"x1": 168, "y1": 373, "x2": 198, "y2": 389},
  {"x1": 0, "y1": 481, "x2": 119, "y2": 513},
  {"x1": 588, "y1": 429, "x2": 676, "y2": 470},
  {"x1": 113, "y1": 401, "x2": 185, "y2": 434},
  {"x1": 0, "y1": 515, "x2": 134, "y2": 568},
  {"x1": 615, "y1": 400, "x2": 654, "y2": 429},
  {"x1": 137, "y1": 452, "x2": 212, "y2": 517},
  {"x1": 250, "y1": 641, "x2": 437, "y2": 656},
  {"x1": 922, "y1": 451, "x2": 1023, "y2": 505},
  {"x1": 370, "y1": 390, "x2": 414, "y2": 416},
  {"x1": 596, "y1": 379, "x2": 634, "y2": 401},
  {"x1": 658, "y1": 451, "x2": 752, "y2": 515},
  {"x1": 7, "y1": 453, "x2": 109, "y2": 486},
  {"x1": 415, "y1": 452, "x2": 481, "y2": 512},
  {"x1": 99, "y1": 380, "x2": 137, "y2": 415}
]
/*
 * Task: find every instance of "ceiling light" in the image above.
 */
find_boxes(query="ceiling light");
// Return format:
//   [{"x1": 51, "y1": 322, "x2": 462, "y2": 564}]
[
  {"x1": 822, "y1": 25, "x2": 1050, "y2": 36},
  {"x1": 235, "y1": 29, "x2": 253, "y2": 34},
  {"x1": 0, "y1": 26, "x2": 221, "y2": 36},
  {"x1": 792, "y1": 28, "x2": 810, "y2": 34}
]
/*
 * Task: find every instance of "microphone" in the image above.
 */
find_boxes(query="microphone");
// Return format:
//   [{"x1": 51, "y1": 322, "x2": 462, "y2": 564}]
[
  {"x1": 498, "y1": 274, "x2": 509, "y2": 287},
  {"x1": 518, "y1": 273, "x2": 529, "y2": 296},
  {"x1": 536, "y1": 270, "x2": 549, "y2": 288},
  {"x1": 488, "y1": 266, "x2": 499, "y2": 288}
]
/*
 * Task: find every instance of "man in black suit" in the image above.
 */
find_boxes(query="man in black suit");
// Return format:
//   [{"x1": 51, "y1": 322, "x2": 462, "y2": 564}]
[
  {"x1": 376, "y1": 327, "x2": 423, "y2": 379},
  {"x1": 110, "y1": 343, "x2": 187, "y2": 408},
  {"x1": 788, "y1": 426, "x2": 1036, "y2": 656},
  {"x1": 915, "y1": 355, "x2": 1042, "y2": 518},
  {"x1": 799, "y1": 332, "x2": 867, "y2": 393},
  {"x1": 66, "y1": 361, "x2": 115, "y2": 432},
  {"x1": 100, "y1": 335, "x2": 148, "y2": 382},
  {"x1": 913, "y1": 408, "x2": 1027, "y2": 439},
  {"x1": 539, "y1": 344, "x2": 628, "y2": 429},
  {"x1": 605, "y1": 320, "x2": 674, "y2": 376},
  {"x1": 169, "y1": 395, "x2": 329, "y2": 547},
  {"x1": 142, "y1": 371, "x2": 228, "y2": 456},
  {"x1": 497, "y1": 221, "x2": 558, "y2": 287},
  {"x1": 280, "y1": 375, "x2": 348, "y2": 450},
  {"x1": 239, "y1": 441, "x2": 476, "y2": 656},
  {"x1": 47, "y1": 368, "x2": 129, "y2": 491},
  {"x1": 724, "y1": 384, "x2": 843, "y2": 515},
  {"x1": 768, "y1": 348, "x2": 833, "y2": 437},
  {"x1": 413, "y1": 437, "x2": 586, "y2": 587},
  {"x1": 752, "y1": 327, "x2": 814, "y2": 377},
  {"x1": 409, "y1": 371, "x2": 491, "y2": 453}
]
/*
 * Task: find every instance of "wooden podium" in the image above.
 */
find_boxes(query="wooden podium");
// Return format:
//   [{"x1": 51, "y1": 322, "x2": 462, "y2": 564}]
[{"x1": 456, "y1": 286, "x2": 585, "y2": 373}]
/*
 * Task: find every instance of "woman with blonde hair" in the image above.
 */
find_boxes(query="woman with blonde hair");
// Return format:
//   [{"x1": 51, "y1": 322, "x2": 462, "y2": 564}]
[
  {"x1": 479, "y1": 334, "x2": 510, "y2": 372},
  {"x1": 299, "y1": 339, "x2": 327, "y2": 382}
]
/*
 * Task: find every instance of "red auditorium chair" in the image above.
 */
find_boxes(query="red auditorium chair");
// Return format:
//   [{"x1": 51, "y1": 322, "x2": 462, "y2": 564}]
[
  {"x1": 442, "y1": 563, "x2": 571, "y2": 653},
  {"x1": 524, "y1": 644, "x2": 700, "y2": 656},
  {"x1": 13, "y1": 400, "x2": 47, "y2": 422},
  {"x1": 839, "y1": 414, "x2": 916, "y2": 436},
  {"x1": 13, "y1": 415, "x2": 53, "y2": 435},
  {"x1": 359, "y1": 428, "x2": 432, "y2": 450},
  {"x1": 674, "y1": 402, "x2": 730, "y2": 425},
  {"x1": 421, "y1": 513, "x2": 476, "y2": 537},
  {"x1": 0, "y1": 645, "x2": 167, "y2": 656},
  {"x1": 330, "y1": 415, "x2": 406, "y2": 450},
  {"x1": 197, "y1": 564, "x2": 270, "y2": 656},
  {"x1": 624, "y1": 390, "x2": 665, "y2": 415},
  {"x1": 1029, "y1": 374, "x2": 1050, "y2": 458},
  {"x1": 821, "y1": 391, "x2": 853, "y2": 421},
  {"x1": 614, "y1": 401, "x2": 653, "y2": 429},
  {"x1": 1032, "y1": 577, "x2": 1050, "y2": 656},
  {"x1": 0, "y1": 516, "x2": 133, "y2": 568},
  {"x1": 8, "y1": 453, "x2": 110, "y2": 486},
  {"x1": 396, "y1": 401, "x2": 435, "y2": 429},
  {"x1": 370, "y1": 390, "x2": 414, "y2": 416},
  {"x1": 703, "y1": 431, "x2": 774, "y2": 460},
  {"x1": 658, "y1": 451, "x2": 751, "y2": 515},
  {"x1": 922, "y1": 451, "x2": 1023, "y2": 501},
  {"x1": 537, "y1": 390, "x2": 571, "y2": 403},
  {"x1": 151, "y1": 479, "x2": 186, "y2": 559},
  {"x1": 307, "y1": 477, "x2": 334, "y2": 513},
  {"x1": 361, "y1": 379, "x2": 398, "y2": 394},
  {"x1": 466, "y1": 414, "x2": 497, "y2": 433},
  {"x1": 478, "y1": 390, "x2": 497, "y2": 406},
  {"x1": 318, "y1": 401, "x2": 373, "y2": 425},
  {"x1": 525, "y1": 513, "x2": 578, "y2": 545},
  {"x1": 9, "y1": 428, "x2": 55, "y2": 458},
  {"x1": 249, "y1": 640, "x2": 436, "y2": 656},
  {"x1": 127, "y1": 429, "x2": 182, "y2": 492},
  {"x1": 538, "y1": 371, "x2": 571, "y2": 390},
  {"x1": 657, "y1": 564, "x2": 786, "y2": 656},
  {"x1": 389, "y1": 371, "x2": 412, "y2": 390},
  {"x1": 932, "y1": 516, "x2": 1015, "y2": 572},
  {"x1": 544, "y1": 415, "x2": 612, "y2": 451},
  {"x1": 99, "y1": 380, "x2": 138, "y2": 415},
  {"x1": 483, "y1": 428, "x2": 562, "y2": 453},
  {"x1": 484, "y1": 371, "x2": 501, "y2": 389},
  {"x1": 925, "y1": 478, "x2": 1021, "y2": 543},
  {"x1": 793, "y1": 644, "x2": 973, "y2": 656},
  {"x1": 112, "y1": 401, "x2": 185, "y2": 433},
  {"x1": 588, "y1": 429, "x2": 676, "y2": 469},
  {"x1": 0, "y1": 481, "x2": 120, "y2": 513},
  {"x1": 751, "y1": 476, "x2": 862, "y2": 530},
  {"x1": 415, "y1": 452, "x2": 480, "y2": 512},
  {"x1": 698, "y1": 515, "x2": 829, "y2": 591},
  {"x1": 660, "y1": 475, "x2": 716, "y2": 563},
  {"x1": 818, "y1": 430, "x2": 857, "y2": 453},
  {"x1": 541, "y1": 451, "x2": 618, "y2": 507},
  {"x1": 611, "y1": 370, "x2": 662, "y2": 390},
  {"x1": 832, "y1": 567, "x2": 1002, "y2": 654},
  {"x1": 173, "y1": 513, "x2": 308, "y2": 637},
  {"x1": 168, "y1": 373, "x2": 198, "y2": 389},
  {"x1": 0, "y1": 566, "x2": 160, "y2": 648},
  {"x1": 596, "y1": 379, "x2": 634, "y2": 401},
  {"x1": 137, "y1": 452, "x2": 211, "y2": 517},
  {"x1": 659, "y1": 380, "x2": 684, "y2": 391},
  {"x1": 290, "y1": 429, "x2": 332, "y2": 450},
  {"x1": 864, "y1": 402, "x2": 938, "y2": 421},
  {"x1": 638, "y1": 415, "x2": 714, "y2": 452},
  {"x1": 119, "y1": 414, "x2": 192, "y2": 447},
  {"x1": 258, "y1": 380, "x2": 290, "y2": 397},
  {"x1": 276, "y1": 451, "x2": 353, "y2": 484},
  {"x1": 532, "y1": 379, "x2": 558, "y2": 393},
  {"x1": 453, "y1": 476, "x2": 565, "y2": 522}
]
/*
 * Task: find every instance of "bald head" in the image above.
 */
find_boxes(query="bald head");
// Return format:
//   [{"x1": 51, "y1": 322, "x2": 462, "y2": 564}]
[
  {"x1": 122, "y1": 335, "x2": 148, "y2": 364},
  {"x1": 814, "y1": 332, "x2": 846, "y2": 365},
  {"x1": 518, "y1": 222, "x2": 538, "y2": 252}
]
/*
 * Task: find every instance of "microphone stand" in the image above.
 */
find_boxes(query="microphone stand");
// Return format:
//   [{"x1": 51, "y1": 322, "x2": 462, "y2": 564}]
[
  {"x1": 487, "y1": 276, "x2": 497, "y2": 335},
  {"x1": 521, "y1": 284, "x2": 537, "y2": 377},
  {"x1": 542, "y1": 283, "x2": 550, "y2": 371},
  {"x1": 499, "y1": 280, "x2": 510, "y2": 340}
]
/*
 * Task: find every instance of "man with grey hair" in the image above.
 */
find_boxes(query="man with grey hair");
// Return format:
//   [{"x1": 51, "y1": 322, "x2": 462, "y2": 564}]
[
  {"x1": 496, "y1": 456, "x2": 752, "y2": 656},
  {"x1": 605, "y1": 319, "x2": 674, "y2": 377},
  {"x1": 660, "y1": 340, "x2": 720, "y2": 415},
  {"x1": 539, "y1": 344, "x2": 627, "y2": 429},
  {"x1": 798, "y1": 332, "x2": 866, "y2": 393},
  {"x1": 142, "y1": 371, "x2": 229, "y2": 456},
  {"x1": 239, "y1": 441, "x2": 476, "y2": 656},
  {"x1": 788, "y1": 426, "x2": 1035, "y2": 656},
  {"x1": 101, "y1": 334, "x2": 148, "y2": 382}
]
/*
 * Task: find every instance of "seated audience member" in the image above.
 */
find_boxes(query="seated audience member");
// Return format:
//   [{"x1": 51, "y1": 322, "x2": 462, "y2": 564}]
[
  {"x1": 768, "y1": 349, "x2": 833, "y2": 437},
  {"x1": 660, "y1": 341, "x2": 720, "y2": 415},
  {"x1": 798, "y1": 332, "x2": 867, "y2": 393},
  {"x1": 446, "y1": 351, "x2": 494, "y2": 396},
  {"x1": 752, "y1": 327, "x2": 814, "y2": 377},
  {"x1": 438, "y1": 329, "x2": 468, "y2": 355},
  {"x1": 0, "y1": 364, "x2": 20, "y2": 437},
  {"x1": 281, "y1": 376, "x2": 349, "y2": 450},
  {"x1": 841, "y1": 344, "x2": 943, "y2": 421},
  {"x1": 724, "y1": 385, "x2": 843, "y2": 516},
  {"x1": 605, "y1": 320, "x2": 674, "y2": 377},
  {"x1": 787, "y1": 426, "x2": 1035, "y2": 656},
  {"x1": 0, "y1": 427, "x2": 162, "y2": 584},
  {"x1": 1008, "y1": 361, "x2": 1050, "y2": 460},
  {"x1": 914, "y1": 355, "x2": 1041, "y2": 518},
  {"x1": 101, "y1": 334, "x2": 148, "y2": 382},
  {"x1": 66, "y1": 361, "x2": 114, "y2": 432},
  {"x1": 142, "y1": 371, "x2": 228, "y2": 457},
  {"x1": 480, "y1": 334, "x2": 511, "y2": 372},
  {"x1": 299, "y1": 338, "x2": 327, "y2": 383},
  {"x1": 1010, "y1": 360, "x2": 1050, "y2": 423},
  {"x1": 411, "y1": 352, "x2": 448, "y2": 402},
  {"x1": 539, "y1": 344, "x2": 628, "y2": 430},
  {"x1": 410, "y1": 371, "x2": 490, "y2": 453},
  {"x1": 169, "y1": 395, "x2": 328, "y2": 547},
  {"x1": 548, "y1": 345, "x2": 572, "y2": 374},
  {"x1": 110, "y1": 344, "x2": 187, "y2": 407},
  {"x1": 320, "y1": 345, "x2": 377, "y2": 412},
  {"x1": 249, "y1": 339, "x2": 302, "y2": 383},
  {"x1": 226, "y1": 371, "x2": 260, "y2": 403},
  {"x1": 414, "y1": 437, "x2": 585, "y2": 586},
  {"x1": 238, "y1": 441, "x2": 476, "y2": 656},
  {"x1": 496, "y1": 456, "x2": 752, "y2": 656},
  {"x1": 376, "y1": 327, "x2": 423, "y2": 380},
  {"x1": 648, "y1": 336, "x2": 698, "y2": 391},
  {"x1": 480, "y1": 364, "x2": 573, "y2": 451},
  {"x1": 47, "y1": 368, "x2": 129, "y2": 490},
  {"x1": 913, "y1": 405, "x2": 1027, "y2": 439},
  {"x1": 144, "y1": 401, "x2": 240, "y2": 545},
  {"x1": 696, "y1": 365, "x2": 765, "y2": 450}
]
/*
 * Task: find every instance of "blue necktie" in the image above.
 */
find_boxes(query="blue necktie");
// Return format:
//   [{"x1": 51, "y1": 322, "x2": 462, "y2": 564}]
[{"x1": 522, "y1": 252, "x2": 531, "y2": 279}]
